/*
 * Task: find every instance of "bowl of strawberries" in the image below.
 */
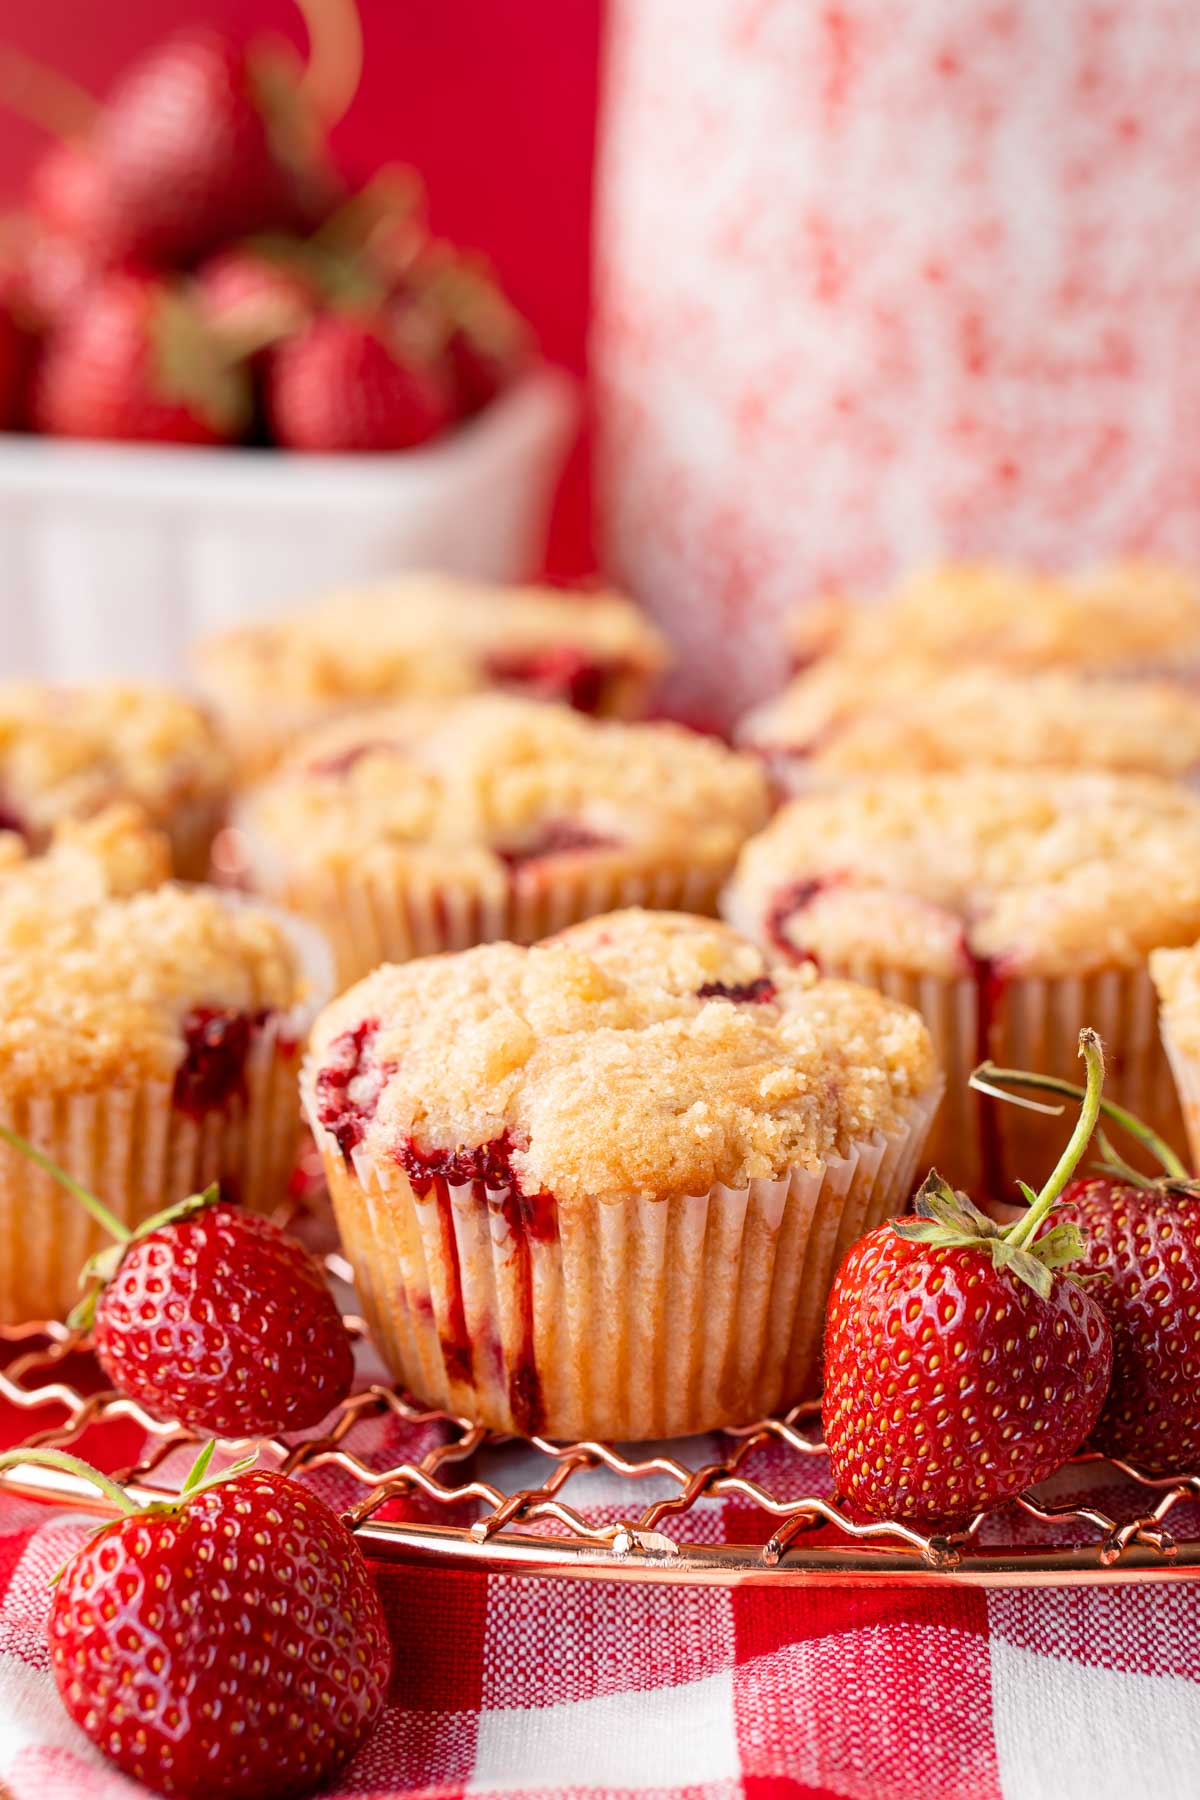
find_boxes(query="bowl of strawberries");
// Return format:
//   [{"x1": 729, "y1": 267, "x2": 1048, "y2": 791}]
[{"x1": 0, "y1": 11, "x2": 578, "y2": 682}]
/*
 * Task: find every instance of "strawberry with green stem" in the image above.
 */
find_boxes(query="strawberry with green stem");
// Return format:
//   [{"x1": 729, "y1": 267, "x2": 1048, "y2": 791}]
[
  {"x1": 0, "y1": 1122, "x2": 353, "y2": 1438},
  {"x1": 973, "y1": 1058, "x2": 1200, "y2": 1474},
  {"x1": 822, "y1": 1028, "x2": 1114, "y2": 1529},
  {"x1": 0, "y1": 1443, "x2": 390, "y2": 1800}
]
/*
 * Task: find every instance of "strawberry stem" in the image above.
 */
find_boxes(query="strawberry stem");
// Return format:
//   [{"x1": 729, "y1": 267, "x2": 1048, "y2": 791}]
[
  {"x1": 970, "y1": 1060, "x2": 1188, "y2": 1181},
  {"x1": 0, "y1": 1447, "x2": 140, "y2": 1516},
  {"x1": 293, "y1": 0, "x2": 363, "y2": 126},
  {"x1": 0, "y1": 44, "x2": 97, "y2": 140},
  {"x1": 1003, "y1": 1030, "x2": 1104, "y2": 1251},
  {"x1": 0, "y1": 1123, "x2": 131, "y2": 1243}
]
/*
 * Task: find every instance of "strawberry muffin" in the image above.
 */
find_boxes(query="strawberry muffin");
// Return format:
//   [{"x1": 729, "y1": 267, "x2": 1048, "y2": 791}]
[
  {"x1": 1152, "y1": 944, "x2": 1200, "y2": 1173},
  {"x1": 739, "y1": 662, "x2": 1200, "y2": 795},
  {"x1": 0, "y1": 807, "x2": 332, "y2": 1322},
  {"x1": 232, "y1": 695, "x2": 770, "y2": 987},
  {"x1": 0, "y1": 679, "x2": 230, "y2": 877},
  {"x1": 194, "y1": 573, "x2": 670, "y2": 777},
  {"x1": 302, "y1": 909, "x2": 941, "y2": 1438},
  {"x1": 724, "y1": 771, "x2": 1200, "y2": 1197},
  {"x1": 789, "y1": 562, "x2": 1200, "y2": 681}
]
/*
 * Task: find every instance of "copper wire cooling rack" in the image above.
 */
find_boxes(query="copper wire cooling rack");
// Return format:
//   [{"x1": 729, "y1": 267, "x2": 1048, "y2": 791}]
[{"x1": 3, "y1": 1273, "x2": 1200, "y2": 1589}]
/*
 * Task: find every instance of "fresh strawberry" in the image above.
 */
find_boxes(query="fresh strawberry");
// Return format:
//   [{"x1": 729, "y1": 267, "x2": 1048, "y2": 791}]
[
  {"x1": 0, "y1": 298, "x2": 28, "y2": 428},
  {"x1": 265, "y1": 308, "x2": 453, "y2": 451},
  {"x1": 822, "y1": 1029, "x2": 1113, "y2": 1529},
  {"x1": 974, "y1": 1062, "x2": 1200, "y2": 1474},
  {"x1": 400, "y1": 240, "x2": 532, "y2": 415},
  {"x1": 194, "y1": 237, "x2": 318, "y2": 346},
  {"x1": 0, "y1": 1126, "x2": 353, "y2": 1436},
  {"x1": 0, "y1": 1445, "x2": 391, "y2": 1799},
  {"x1": 30, "y1": 268, "x2": 253, "y2": 444},
  {"x1": 91, "y1": 29, "x2": 338, "y2": 266},
  {"x1": 29, "y1": 137, "x2": 117, "y2": 252}
]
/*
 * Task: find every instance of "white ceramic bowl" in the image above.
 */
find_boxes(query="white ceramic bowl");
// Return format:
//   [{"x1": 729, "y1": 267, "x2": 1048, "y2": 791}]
[{"x1": 0, "y1": 363, "x2": 578, "y2": 683}]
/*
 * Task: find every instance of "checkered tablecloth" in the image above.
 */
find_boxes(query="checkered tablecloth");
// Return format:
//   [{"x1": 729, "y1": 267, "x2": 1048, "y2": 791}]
[{"x1": 2, "y1": 1390, "x2": 1200, "y2": 1800}]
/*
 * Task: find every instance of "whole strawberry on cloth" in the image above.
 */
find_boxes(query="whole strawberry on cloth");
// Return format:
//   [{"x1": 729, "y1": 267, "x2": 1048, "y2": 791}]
[
  {"x1": 0, "y1": 1123, "x2": 354, "y2": 1438},
  {"x1": 973, "y1": 1060, "x2": 1200, "y2": 1475},
  {"x1": 0, "y1": 1443, "x2": 391, "y2": 1799},
  {"x1": 822, "y1": 1028, "x2": 1113, "y2": 1529}
]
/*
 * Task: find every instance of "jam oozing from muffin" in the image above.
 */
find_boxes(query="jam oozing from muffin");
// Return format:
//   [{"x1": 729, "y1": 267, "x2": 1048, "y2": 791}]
[
  {"x1": 313, "y1": 1019, "x2": 394, "y2": 1161},
  {"x1": 173, "y1": 1007, "x2": 274, "y2": 1117},
  {"x1": 696, "y1": 977, "x2": 777, "y2": 1003},
  {"x1": 0, "y1": 801, "x2": 29, "y2": 842},
  {"x1": 305, "y1": 739, "x2": 402, "y2": 779},
  {"x1": 485, "y1": 646, "x2": 622, "y2": 715},
  {"x1": 399, "y1": 1131, "x2": 555, "y2": 1433},
  {"x1": 494, "y1": 822, "x2": 617, "y2": 870},
  {"x1": 765, "y1": 879, "x2": 833, "y2": 966}
]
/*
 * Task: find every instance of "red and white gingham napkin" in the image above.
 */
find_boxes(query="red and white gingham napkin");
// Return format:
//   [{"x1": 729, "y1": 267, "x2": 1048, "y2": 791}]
[{"x1": 3, "y1": 1390, "x2": 1200, "y2": 1800}]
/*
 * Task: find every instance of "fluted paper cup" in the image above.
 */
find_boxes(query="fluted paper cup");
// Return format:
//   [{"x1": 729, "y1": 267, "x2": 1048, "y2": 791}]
[
  {"x1": 1159, "y1": 1021, "x2": 1200, "y2": 1174},
  {"x1": 302, "y1": 1081, "x2": 941, "y2": 1441},
  {"x1": 772, "y1": 958, "x2": 1183, "y2": 1199},
  {"x1": 234, "y1": 832, "x2": 729, "y2": 990},
  {"x1": 0, "y1": 900, "x2": 333, "y2": 1325}
]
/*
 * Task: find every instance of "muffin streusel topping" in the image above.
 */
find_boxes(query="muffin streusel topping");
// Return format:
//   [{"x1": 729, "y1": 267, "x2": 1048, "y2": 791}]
[
  {"x1": 0, "y1": 679, "x2": 229, "y2": 838},
  {"x1": 239, "y1": 696, "x2": 770, "y2": 878},
  {"x1": 724, "y1": 771, "x2": 1200, "y2": 979},
  {"x1": 740, "y1": 662, "x2": 1200, "y2": 783},
  {"x1": 789, "y1": 562, "x2": 1200, "y2": 677},
  {"x1": 196, "y1": 574, "x2": 669, "y2": 707},
  {"x1": 0, "y1": 808, "x2": 303, "y2": 1094},
  {"x1": 304, "y1": 909, "x2": 938, "y2": 1203}
]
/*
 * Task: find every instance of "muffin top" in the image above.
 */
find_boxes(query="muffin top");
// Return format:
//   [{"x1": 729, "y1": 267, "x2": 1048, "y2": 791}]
[
  {"x1": 0, "y1": 807, "x2": 307, "y2": 1097},
  {"x1": 789, "y1": 562, "x2": 1200, "y2": 677},
  {"x1": 304, "y1": 910, "x2": 939, "y2": 1204},
  {"x1": 724, "y1": 771, "x2": 1200, "y2": 979},
  {"x1": 195, "y1": 574, "x2": 669, "y2": 714},
  {"x1": 0, "y1": 679, "x2": 230, "y2": 843},
  {"x1": 739, "y1": 661, "x2": 1200, "y2": 784},
  {"x1": 1151, "y1": 944, "x2": 1200, "y2": 1060},
  {"x1": 237, "y1": 695, "x2": 770, "y2": 881}
]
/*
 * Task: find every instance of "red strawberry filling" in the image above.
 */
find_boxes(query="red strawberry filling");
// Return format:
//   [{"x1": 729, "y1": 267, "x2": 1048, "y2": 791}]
[
  {"x1": 696, "y1": 977, "x2": 777, "y2": 1004},
  {"x1": 314, "y1": 1018, "x2": 395, "y2": 1161},
  {"x1": 765, "y1": 878, "x2": 835, "y2": 966},
  {"x1": 400, "y1": 1132, "x2": 556, "y2": 1435},
  {"x1": 0, "y1": 801, "x2": 29, "y2": 841},
  {"x1": 495, "y1": 821, "x2": 617, "y2": 869},
  {"x1": 173, "y1": 1007, "x2": 276, "y2": 1117},
  {"x1": 306, "y1": 738, "x2": 401, "y2": 778},
  {"x1": 484, "y1": 646, "x2": 625, "y2": 715}
]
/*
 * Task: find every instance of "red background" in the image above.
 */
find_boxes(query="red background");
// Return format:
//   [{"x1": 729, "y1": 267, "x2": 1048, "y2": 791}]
[{"x1": 0, "y1": 0, "x2": 602, "y2": 574}]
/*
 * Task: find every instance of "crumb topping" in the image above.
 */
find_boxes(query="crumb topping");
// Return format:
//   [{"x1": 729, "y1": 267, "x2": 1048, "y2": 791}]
[
  {"x1": 0, "y1": 680, "x2": 230, "y2": 839},
  {"x1": 740, "y1": 662, "x2": 1200, "y2": 781},
  {"x1": 304, "y1": 909, "x2": 938, "y2": 1203},
  {"x1": 724, "y1": 771, "x2": 1200, "y2": 979},
  {"x1": 195, "y1": 574, "x2": 669, "y2": 707},
  {"x1": 237, "y1": 696, "x2": 769, "y2": 879},
  {"x1": 0, "y1": 808, "x2": 304, "y2": 1094},
  {"x1": 788, "y1": 562, "x2": 1200, "y2": 676}
]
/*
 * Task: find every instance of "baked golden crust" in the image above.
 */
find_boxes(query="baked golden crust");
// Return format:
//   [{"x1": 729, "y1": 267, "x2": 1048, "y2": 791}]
[
  {"x1": 0, "y1": 808, "x2": 304, "y2": 1096},
  {"x1": 304, "y1": 909, "x2": 939, "y2": 1204},
  {"x1": 739, "y1": 661, "x2": 1200, "y2": 783},
  {"x1": 788, "y1": 562, "x2": 1200, "y2": 677},
  {"x1": 1152, "y1": 944, "x2": 1200, "y2": 1060},
  {"x1": 194, "y1": 574, "x2": 671, "y2": 772},
  {"x1": 724, "y1": 771, "x2": 1200, "y2": 980},
  {"x1": 237, "y1": 695, "x2": 769, "y2": 884},
  {"x1": 0, "y1": 680, "x2": 230, "y2": 853}
]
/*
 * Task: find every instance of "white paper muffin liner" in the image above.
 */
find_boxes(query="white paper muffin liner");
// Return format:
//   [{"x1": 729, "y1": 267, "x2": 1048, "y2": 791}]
[
  {"x1": 777, "y1": 958, "x2": 1185, "y2": 1198},
  {"x1": 303, "y1": 1082, "x2": 942, "y2": 1441},
  {"x1": 1159, "y1": 1020, "x2": 1200, "y2": 1174},
  {"x1": 0, "y1": 898, "x2": 334, "y2": 1325},
  {"x1": 235, "y1": 835, "x2": 731, "y2": 990}
]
